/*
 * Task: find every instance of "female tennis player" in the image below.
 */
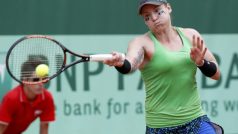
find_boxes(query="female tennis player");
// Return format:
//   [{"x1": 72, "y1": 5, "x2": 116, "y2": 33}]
[{"x1": 104, "y1": 0, "x2": 223, "y2": 133}]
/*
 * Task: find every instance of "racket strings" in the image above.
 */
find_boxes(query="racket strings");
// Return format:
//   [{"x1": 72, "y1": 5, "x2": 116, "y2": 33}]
[{"x1": 8, "y1": 37, "x2": 64, "y2": 82}]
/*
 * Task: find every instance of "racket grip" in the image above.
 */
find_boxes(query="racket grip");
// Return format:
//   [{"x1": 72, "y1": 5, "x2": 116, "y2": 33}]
[{"x1": 90, "y1": 53, "x2": 125, "y2": 62}]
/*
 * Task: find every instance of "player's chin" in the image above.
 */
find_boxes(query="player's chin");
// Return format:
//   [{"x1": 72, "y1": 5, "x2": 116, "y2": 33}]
[
  {"x1": 33, "y1": 87, "x2": 44, "y2": 94},
  {"x1": 34, "y1": 89, "x2": 43, "y2": 94}
]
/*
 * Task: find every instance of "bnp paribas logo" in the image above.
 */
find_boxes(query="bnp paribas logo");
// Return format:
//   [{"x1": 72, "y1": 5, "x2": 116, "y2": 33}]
[{"x1": 0, "y1": 52, "x2": 12, "y2": 100}]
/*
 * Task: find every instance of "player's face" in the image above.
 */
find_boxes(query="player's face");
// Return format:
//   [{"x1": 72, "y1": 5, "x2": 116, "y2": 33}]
[
  {"x1": 24, "y1": 75, "x2": 44, "y2": 95},
  {"x1": 141, "y1": 4, "x2": 172, "y2": 32}
]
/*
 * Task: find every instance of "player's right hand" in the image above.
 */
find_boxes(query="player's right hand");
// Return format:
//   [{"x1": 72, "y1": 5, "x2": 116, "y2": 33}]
[{"x1": 103, "y1": 52, "x2": 125, "y2": 67}]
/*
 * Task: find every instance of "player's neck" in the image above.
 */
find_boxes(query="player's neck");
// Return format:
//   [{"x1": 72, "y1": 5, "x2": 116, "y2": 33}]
[
  {"x1": 23, "y1": 86, "x2": 38, "y2": 101},
  {"x1": 154, "y1": 25, "x2": 176, "y2": 44}
]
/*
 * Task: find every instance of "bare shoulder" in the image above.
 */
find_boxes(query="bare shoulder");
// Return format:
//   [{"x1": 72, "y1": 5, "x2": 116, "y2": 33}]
[
  {"x1": 128, "y1": 32, "x2": 151, "y2": 47},
  {"x1": 181, "y1": 28, "x2": 200, "y2": 35},
  {"x1": 180, "y1": 27, "x2": 202, "y2": 40}
]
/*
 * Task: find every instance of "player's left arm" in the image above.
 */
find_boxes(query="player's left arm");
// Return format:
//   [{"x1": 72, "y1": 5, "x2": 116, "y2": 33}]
[
  {"x1": 183, "y1": 28, "x2": 221, "y2": 80},
  {"x1": 39, "y1": 91, "x2": 55, "y2": 134},
  {"x1": 39, "y1": 122, "x2": 49, "y2": 134},
  {"x1": 0, "y1": 123, "x2": 8, "y2": 134}
]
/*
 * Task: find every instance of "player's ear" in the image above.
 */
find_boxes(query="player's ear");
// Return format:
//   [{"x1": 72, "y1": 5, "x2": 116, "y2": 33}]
[{"x1": 166, "y1": 3, "x2": 172, "y2": 13}]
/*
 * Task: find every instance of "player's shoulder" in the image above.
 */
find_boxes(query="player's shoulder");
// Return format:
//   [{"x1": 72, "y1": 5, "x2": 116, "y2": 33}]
[
  {"x1": 1, "y1": 88, "x2": 20, "y2": 106},
  {"x1": 2, "y1": 85, "x2": 21, "y2": 100},
  {"x1": 179, "y1": 27, "x2": 201, "y2": 37},
  {"x1": 42, "y1": 89, "x2": 54, "y2": 106},
  {"x1": 129, "y1": 32, "x2": 152, "y2": 45},
  {"x1": 43, "y1": 89, "x2": 54, "y2": 99}
]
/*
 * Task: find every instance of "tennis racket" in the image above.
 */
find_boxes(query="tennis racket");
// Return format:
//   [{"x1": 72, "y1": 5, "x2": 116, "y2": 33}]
[{"x1": 6, "y1": 35, "x2": 125, "y2": 84}]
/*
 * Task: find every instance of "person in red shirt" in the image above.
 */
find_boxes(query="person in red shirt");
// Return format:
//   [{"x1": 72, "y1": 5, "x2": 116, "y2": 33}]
[{"x1": 0, "y1": 59, "x2": 55, "y2": 134}]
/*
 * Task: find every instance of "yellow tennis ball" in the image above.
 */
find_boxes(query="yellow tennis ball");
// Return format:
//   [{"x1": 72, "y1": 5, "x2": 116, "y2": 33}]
[{"x1": 35, "y1": 64, "x2": 49, "y2": 78}]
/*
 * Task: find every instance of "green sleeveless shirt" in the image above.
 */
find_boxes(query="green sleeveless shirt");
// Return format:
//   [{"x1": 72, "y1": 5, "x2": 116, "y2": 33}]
[{"x1": 140, "y1": 27, "x2": 205, "y2": 128}]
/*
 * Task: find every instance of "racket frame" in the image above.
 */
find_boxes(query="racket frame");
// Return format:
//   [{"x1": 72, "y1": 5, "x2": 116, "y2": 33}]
[{"x1": 6, "y1": 35, "x2": 91, "y2": 84}]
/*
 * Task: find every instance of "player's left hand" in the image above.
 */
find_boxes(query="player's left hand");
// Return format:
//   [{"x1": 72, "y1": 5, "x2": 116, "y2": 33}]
[{"x1": 190, "y1": 35, "x2": 207, "y2": 66}]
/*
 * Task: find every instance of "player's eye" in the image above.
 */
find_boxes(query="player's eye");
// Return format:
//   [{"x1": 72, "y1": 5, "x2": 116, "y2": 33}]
[
  {"x1": 155, "y1": 9, "x2": 159, "y2": 14},
  {"x1": 32, "y1": 78, "x2": 40, "y2": 82},
  {"x1": 144, "y1": 15, "x2": 151, "y2": 21}
]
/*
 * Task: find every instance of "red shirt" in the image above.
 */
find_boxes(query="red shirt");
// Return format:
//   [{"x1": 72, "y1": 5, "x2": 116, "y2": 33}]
[{"x1": 0, "y1": 85, "x2": 55, "y2": 134}]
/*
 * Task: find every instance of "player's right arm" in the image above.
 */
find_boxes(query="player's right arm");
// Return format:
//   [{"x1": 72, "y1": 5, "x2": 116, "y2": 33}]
[
  {"x1": 104, "y1": 36, "x2": 145, "y2": 73},
  {"x1": 0, "y1": 94, "x2": 12, "y2": 134},
  {"x1": 126, "y1": 37, "x2": 145, "y2": 72}
]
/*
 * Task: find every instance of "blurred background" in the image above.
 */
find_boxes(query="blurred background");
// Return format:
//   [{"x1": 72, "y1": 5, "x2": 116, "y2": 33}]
[{"x1": 0, "y1": 0, "x2": 238, "y2": 133}]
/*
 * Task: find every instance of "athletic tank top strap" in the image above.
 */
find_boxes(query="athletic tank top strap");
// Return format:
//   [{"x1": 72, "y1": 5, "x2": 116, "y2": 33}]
[{"x1": 175, "y1": 27, "x2": 192, "y2": 50}]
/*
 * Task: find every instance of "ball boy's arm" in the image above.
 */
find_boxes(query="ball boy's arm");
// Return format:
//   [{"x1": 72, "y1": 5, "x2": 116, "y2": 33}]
[
  {"x1": 39, "y1": 122, "x2": 49, "y2": 134},
  {"x1": 0, "y1": 123, "x2": 8, "y2": 134}
]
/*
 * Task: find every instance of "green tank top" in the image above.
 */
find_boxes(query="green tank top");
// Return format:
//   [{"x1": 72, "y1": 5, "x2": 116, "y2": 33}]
[{"x1": 140, "y1": 27, "x2": 205, "y2": 128}]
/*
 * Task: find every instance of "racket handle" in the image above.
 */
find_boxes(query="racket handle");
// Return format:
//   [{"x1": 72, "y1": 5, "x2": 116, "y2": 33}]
[{"x1": 90, "y1": 53, "x2": 125, "y2": 62}]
